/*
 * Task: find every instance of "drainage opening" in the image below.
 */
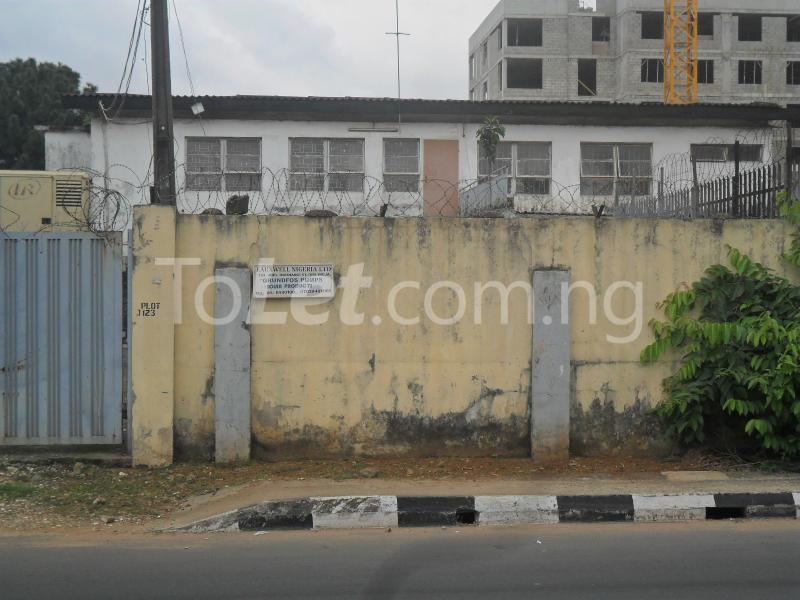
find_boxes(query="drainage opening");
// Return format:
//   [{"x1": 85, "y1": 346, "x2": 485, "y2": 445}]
[
  {"x1": 706, "y1": 507, "x2": 746, "y2": 520},
  {"x1": 456, "y1": 509, "x2": 477, "y2": 525}
]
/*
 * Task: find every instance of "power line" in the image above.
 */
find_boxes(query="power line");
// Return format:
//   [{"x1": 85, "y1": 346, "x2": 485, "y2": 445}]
[
  {"x1": 171, "y1": 0, "x2": 196, "y2": 97},
  {"x1": 171, "y1": 0, "x2": 206, "y2": 134},
  {"x1": 99, "y1": 0, "x2": 148, "y2": 122}
]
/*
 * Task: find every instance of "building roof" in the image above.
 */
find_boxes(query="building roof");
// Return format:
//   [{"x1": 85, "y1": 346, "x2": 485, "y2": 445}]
[{"x1": 63, "y1": 93, "x2": 800, "y2": 128}]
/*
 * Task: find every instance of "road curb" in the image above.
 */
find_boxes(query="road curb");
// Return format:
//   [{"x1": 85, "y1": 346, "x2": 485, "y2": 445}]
[{"x1": 171, "y1": 492, "x2": 800, "y2": 533}]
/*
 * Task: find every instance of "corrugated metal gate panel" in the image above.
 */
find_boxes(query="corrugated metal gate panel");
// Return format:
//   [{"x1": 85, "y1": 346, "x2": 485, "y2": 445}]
[{"x1": 0, "y1": 233, "x2": 122, "y2": 445}]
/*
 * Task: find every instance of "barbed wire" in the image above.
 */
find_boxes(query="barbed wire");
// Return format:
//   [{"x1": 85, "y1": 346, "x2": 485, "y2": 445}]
[{"x1": 3, "y1": 126, "x2": 793, "y2": 238}]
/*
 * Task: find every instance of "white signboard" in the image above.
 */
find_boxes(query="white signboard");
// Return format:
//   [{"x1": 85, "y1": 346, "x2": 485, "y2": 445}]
[{"x1": 253, "y1": 264, "x2": 335, "y2": 299}]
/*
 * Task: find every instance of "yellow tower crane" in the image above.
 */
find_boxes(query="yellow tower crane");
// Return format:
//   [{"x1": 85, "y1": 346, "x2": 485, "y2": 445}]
[{"x1": 664, "y1": 0, "x2": 699, "y2": 105}]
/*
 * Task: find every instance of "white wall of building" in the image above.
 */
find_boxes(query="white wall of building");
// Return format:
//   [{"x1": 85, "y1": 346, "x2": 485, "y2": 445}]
[
  {"x1": 44, "y1": 130, "x2": 91, "y2": 172},
  {"x1": 83, "y1": 115, "x2": 782, "y2": 225}
]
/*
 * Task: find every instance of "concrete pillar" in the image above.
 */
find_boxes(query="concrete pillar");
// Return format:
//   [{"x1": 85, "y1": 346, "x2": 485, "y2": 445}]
[
  {"x1": 214, "y1": 267, "x2": 251, "y2": 463},
  {"x1": 531, "y1": 269, "x2": 571, "y2": 464},
  {"x1": 130, "y1": 205, "x2": 176, "y2": 466}
]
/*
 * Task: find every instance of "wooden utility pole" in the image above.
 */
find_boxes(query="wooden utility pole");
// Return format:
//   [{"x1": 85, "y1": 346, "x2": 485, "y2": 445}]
[{"x1": 151, "y1": 0, "x2": 176, "y2": 205}]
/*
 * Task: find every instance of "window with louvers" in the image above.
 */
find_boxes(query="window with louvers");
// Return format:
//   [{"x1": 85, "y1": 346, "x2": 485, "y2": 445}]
[
  {"x1": 580, "y1": 143, "x2": 652, "y2": 197},
  {"x1": 478, "y1": 141, "x2": 551, "y2": 195},
  {"x1": 186, "y1": 138, "x2": 262, "y2": 192},
  {"x1": 383, "y1": 139, "x2": 420, "y2": 193},
  {"x1": 690, "y1": 144, "x2": 763, "y2": 163},
  {"x1": 289, "y1": 138, "x2": 365, "y2": 193},
  {"x1": 329, "y1": 140, "x2": 365, "y2": 192}
]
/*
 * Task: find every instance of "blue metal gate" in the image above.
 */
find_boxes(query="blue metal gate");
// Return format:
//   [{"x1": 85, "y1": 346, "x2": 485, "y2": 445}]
[{"x1": 0, "y1": 233, "x2": 123, "y2": 446}]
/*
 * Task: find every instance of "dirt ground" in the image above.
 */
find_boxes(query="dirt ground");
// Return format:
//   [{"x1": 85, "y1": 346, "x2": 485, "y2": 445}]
[{"x1": 0, "y1": 451, "x2": 784, "y2": 532}]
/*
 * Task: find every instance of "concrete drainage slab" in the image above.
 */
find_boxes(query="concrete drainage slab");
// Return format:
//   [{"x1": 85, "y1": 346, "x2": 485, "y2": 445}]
[{"x1": 169, "y1": 492, "x2": 800, "y2": 533}]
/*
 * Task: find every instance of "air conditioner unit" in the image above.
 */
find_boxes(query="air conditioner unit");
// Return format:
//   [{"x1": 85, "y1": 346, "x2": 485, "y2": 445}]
[{"x1": 0, "y1": 170, "x2": 91, "y2": 232}]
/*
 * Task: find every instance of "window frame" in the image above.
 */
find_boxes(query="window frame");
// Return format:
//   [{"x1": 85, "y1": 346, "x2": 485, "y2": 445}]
[
  {"x1": 738, "y1": 60, "x2": 763, "y2": 85},
  {"x1": 478, "y1": 141, "x2": 552, "y2": 196},
  {"x1": 383, "y1": 138, "x2": 421, "y2": 194},
  {"x1": 698, "y1": 13, "x2": 715, "y2": 37},
  {"x1": 641, "y1": 12, "x2": 664, "y2": 40},
  {"x1": 578, "y1": 59, "x2": 598, "y2": 96},
  {"x1": 470, "y1": 54, "x2": 476, "y2": 80},
  {"x1": 592, "y1": 16, "x2": 611, "y2": 42},
  {"x1": 507, "y1": 58, "x2": 543, "y2": 89},
  {"x1": 495, "y1": 24, "x2": 503, "y2": 50},
  {"x1": 580, "y1": 143, "x2": 653, "y2": 198},
  {"x1": 698, "y1": 59, "x2": 715, "y2": 84},
  {"x1": 789, "y1": 16, "x2": 800, "y2": 42},
  {"x1": 787, "y1": 62, "x2": 800, "y2": 85},
  {"x1": 288, "y1": 138, "x2": 365, "y2": 194},
  {"x1": 738, "y1": 15, "x2": 763, "y2": 42},
  {"x1": 185, "y1": 137, "x2": 262, "y2": 193},
  {"x1": 641, "y1": 58, "x2": 664, "y2": 83},
  {"x1": 508, "y1": 18, "x2": 543, "y2": 47},
  {"x1": 690, "y1": 144, "x2": 763, "y2": 163}
]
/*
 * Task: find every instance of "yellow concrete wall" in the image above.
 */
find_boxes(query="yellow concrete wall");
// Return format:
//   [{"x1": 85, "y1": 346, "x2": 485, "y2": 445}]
[
  {"x1": 131, "y1": 205, "x2": 176, "y2": 466},
  {"x1": 133, "y1": 212, "x2": 794, "y2": 461}
]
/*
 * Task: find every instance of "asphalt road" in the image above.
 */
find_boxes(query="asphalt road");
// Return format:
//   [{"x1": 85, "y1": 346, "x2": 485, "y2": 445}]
[{"x1": 1, "y1": 521, "x2": 799, "y2": 599}]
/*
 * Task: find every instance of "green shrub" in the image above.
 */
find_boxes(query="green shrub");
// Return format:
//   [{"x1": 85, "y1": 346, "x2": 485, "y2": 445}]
[
  {"x1": 0, "y1": 482, "x2": 35, "y2": 500},
  {"x1": 643, "y1": 193, "x2": 800, "y2": 457}
]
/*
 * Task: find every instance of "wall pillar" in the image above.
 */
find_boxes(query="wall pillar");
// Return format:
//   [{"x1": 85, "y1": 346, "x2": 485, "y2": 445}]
[
  {"x1": 130, "y1": 205, "x2": 176, "y2": 466},
  {"x1": 531, "y1": 269, "x2": 571, "y2": 464},
  {"x1": 214, "y1": 267, "x2": 252, "y2": 463}
]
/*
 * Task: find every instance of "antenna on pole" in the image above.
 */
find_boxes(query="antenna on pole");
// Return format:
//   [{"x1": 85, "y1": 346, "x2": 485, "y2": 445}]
[{"x1": 386, "y1": 0, "x2": 410, "y2": 123}]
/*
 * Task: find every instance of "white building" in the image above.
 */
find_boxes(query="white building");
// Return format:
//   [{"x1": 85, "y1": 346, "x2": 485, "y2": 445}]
[
  {"x1": 54, "y1": 93, "x2": 799, "y2": 226},
  {"x1": 469, "y1": 0, "x2": 800, "y2": 105}
]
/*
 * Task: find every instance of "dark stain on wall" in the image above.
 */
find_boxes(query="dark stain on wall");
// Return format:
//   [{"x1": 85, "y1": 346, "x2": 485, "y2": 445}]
[
  {"x1": 174, "y1": 418, "x2": 214, "y2": 462},
  {"x1": 251, "y1": 423, "x2": 346, "y2": 461},
  {"x1": 249, "y1": 381, "x2": 529, "y2": 460},
  {"x1": 570, "y1": 390, "x2": 670, "y2": 456}
]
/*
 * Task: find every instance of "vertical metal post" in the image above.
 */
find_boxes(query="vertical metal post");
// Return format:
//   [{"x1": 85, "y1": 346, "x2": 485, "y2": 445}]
[
  {"x1": 151, "y1": 0, "x2": 176, "y2": 205},
  {"x1": 126, "y1": 228, "x2": 133, "y2": 454},
  {"x1": 691, "y1": 157, "x2": 699, "y2": 218},
  {"x1": 733, "y1": 140, "x2": 741, "y2": 217},
  {"x1": 787, "y1": 122, "x2": 795, "y2": 198}
]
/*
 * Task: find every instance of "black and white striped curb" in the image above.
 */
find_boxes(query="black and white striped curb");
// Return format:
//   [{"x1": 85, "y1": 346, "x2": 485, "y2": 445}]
[{"x1": 173, "y1": 492, "x2": 800, "y2": 532}]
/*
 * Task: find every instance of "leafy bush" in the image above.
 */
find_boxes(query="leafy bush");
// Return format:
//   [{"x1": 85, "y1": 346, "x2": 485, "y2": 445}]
[{"x1": 642, "y1": 193, "x2": 800, "y2": 457}]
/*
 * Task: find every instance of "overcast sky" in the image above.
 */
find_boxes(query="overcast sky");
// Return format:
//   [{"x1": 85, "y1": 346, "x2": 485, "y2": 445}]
[{"x1": 0, "y1": 0, "x2": 512, "y2": 100}]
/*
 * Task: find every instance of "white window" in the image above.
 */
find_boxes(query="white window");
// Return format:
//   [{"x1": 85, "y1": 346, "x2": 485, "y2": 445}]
[
  {"x1": 479, "y1": 141, "x2": 551, "y2": 195},
  {"x1": 289, "y1": 138, "x2": 365, "y2": 192},
  {"x1": 691, "y1": 144, "x2": 763, "y2": 163},
  {"x1": 470, "y1": 54, "x2": 476, "y2": 80},
  {"x1": 580, "y1": 143, "x2": 652, "y2": 197},
  {"x1": 383, "y1": 139, "x2": 420, "y2": 193},
  {"x1": 186, "y1": 137, "x2": 262, "y2": 192}
]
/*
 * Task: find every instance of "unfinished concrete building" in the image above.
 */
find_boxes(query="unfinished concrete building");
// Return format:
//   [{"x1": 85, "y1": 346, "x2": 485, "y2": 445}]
[{"x1": 469, "y1": 0, "x2": 800, "y2": 104}]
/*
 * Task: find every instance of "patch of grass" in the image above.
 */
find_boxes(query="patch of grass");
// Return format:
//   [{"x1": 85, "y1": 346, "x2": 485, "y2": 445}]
[{"x1": 0, "y1": 482, "x2": 36, "y2": 500}]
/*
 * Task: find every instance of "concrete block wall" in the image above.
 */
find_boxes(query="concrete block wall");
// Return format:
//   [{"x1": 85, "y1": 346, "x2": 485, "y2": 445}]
[{"x1": 471, "y1": 0, "x2": 800, "y2": 105}]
